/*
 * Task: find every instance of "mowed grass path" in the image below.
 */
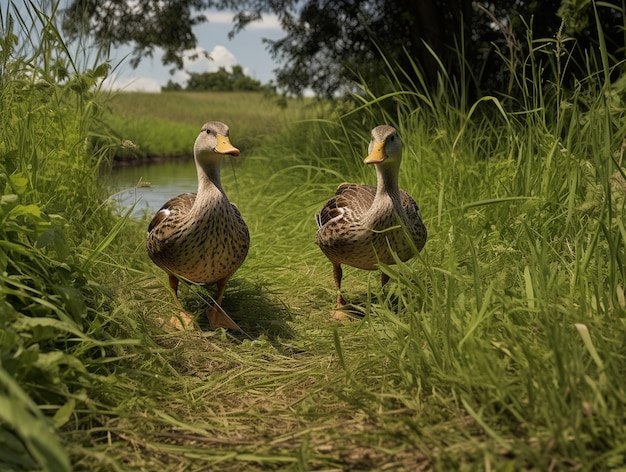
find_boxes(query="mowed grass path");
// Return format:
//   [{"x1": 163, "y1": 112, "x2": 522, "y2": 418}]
[
  {"x1": 92, "y1": 91, "x2": 626, "y2": 471},
  {"x1": 101, "y1": 92, "x2": 427, "y2": 470}
]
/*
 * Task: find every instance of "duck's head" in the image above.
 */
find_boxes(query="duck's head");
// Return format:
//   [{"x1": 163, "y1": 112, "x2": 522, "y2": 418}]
[
  {"x1": 364, "y1": 125, "x2": 402, "y2": 170},
  {"x1": 194, "y1": 121, "x2": 240, "y2": 167}
]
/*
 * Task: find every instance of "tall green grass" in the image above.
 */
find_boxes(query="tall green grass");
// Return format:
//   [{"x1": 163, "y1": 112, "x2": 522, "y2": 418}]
[
  {"x1": 305, "y1": 14, "x2": 626, "y2": 470},
  {"x1": 3, "y1": 0, "x2": 626, "y2": 470},
  {"x1": 0, "y1": 2, "x2": 148, "y2": 470},
  {"x1": 214, "y1": 11, "x2": 626, "y2": 468}
]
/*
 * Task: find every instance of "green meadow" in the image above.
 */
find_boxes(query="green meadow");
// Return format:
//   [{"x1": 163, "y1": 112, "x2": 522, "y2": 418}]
[
  {"x1": 105, "y1": 90, "x2": 307, "y2": 160},
  {"x1": 2, "y1": 3, "x2": 626, "y2": 471}
]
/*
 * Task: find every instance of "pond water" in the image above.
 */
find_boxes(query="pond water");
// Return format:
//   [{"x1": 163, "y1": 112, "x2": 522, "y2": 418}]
[{"x1": 108, "y1": 158, "x2": 197, "y2": 219}]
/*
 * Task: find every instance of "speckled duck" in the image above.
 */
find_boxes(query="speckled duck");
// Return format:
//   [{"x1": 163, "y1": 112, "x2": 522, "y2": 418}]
[
  {"x1": 315, "y1": 125, "x2": 427, "y2": 317},
  {"x1": 147, "y1": 121, "x2": 249, "y2": 329}
]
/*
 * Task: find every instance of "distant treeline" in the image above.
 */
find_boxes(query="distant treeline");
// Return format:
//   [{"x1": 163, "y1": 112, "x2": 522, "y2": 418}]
[{"x1": 161, "y1": 65, "x2": 273, "y2": 92}]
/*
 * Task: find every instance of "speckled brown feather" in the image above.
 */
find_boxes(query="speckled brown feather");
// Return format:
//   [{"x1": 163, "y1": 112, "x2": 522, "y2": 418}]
[{"x1": 146, "y1": 191, "x2": 249, "y2": 283}]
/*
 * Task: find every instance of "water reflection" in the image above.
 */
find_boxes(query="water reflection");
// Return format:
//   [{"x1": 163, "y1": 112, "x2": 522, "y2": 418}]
[{"x1": 109, "y1": 159, "x2": 197, "y2": 218}]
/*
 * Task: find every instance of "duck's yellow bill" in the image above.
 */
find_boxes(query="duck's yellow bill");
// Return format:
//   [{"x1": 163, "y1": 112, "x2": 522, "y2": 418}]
[
  {"x1": 364, "y1": 144, "x2": 385, "y2": 164},
  {"x1": 216, "y1": 134, "x2": 241, "y2": 156}
]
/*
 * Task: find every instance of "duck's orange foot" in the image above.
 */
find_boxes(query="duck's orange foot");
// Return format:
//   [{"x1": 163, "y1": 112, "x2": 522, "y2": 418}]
[
  {"x1": 206, "y1": 307, "x2": 242, "y2": 332},
  {"x1": 330, "y1": 309, "x2": 350, "y2": 321},
  {"x1": 331, "y1": 305, "x2": 365, "y2": 322},
  {"x1": 169, "y1": 310, "x2": 195, "y2": 330}
]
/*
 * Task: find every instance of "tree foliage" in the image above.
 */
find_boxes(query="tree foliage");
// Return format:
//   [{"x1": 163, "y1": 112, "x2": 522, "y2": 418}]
[
  {"x1": 62, "y1": 0, "x2": 626, "y2": 97},
  {"x1": 181, "y1": 65, "x2": 264, "y2": 91},
  {"x1": 62, "y1": 0, "x2": 207, "y2": 69}
]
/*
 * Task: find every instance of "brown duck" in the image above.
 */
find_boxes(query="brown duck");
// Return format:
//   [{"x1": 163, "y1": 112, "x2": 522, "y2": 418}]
[
  {"x1": 315, "y1": 125, "x2": 427, "y2": 318},
  {"x1": 146, "y1": 121, "x2": 249, "y2": 329}
]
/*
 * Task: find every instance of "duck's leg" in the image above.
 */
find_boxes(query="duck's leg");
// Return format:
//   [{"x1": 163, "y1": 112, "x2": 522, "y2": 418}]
[
  {"x1": 168, "y1": 274, "x2": 194, "y2": 329},
  {"x1": 206, "y1": 277, "x2": 242, "y2": 331},
  {"x1": 331, "y1": 263, "x2": 348, "y2": 320},
  {"x1": 334, "y1": 263, "x2": 346, "y2": 306}
]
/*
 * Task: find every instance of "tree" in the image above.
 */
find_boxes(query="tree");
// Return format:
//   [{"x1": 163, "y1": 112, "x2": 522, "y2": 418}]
[
  {"x1": 183, "y1": 65, "x2": 263, "y2": 91},
  {"x1": 62, "y1": 1, "x2": 626, "y2": 98},
  {"x1": 62, "y1": 0, "x2": 207, "y2": 70},
  {"x1": 265, "y1": 0, "x2": 473, "y2": 96},
  {"x1": 162, "y1": 80, "x2": 183, "y2": 92}
]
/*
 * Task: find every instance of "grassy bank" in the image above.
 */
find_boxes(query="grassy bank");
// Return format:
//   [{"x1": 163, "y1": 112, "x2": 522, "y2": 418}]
[
  {"x1": 2, "y1": 1, "x2": 626, "y2": 471},
  {"x1": 104, "y1": 91, "x2": 319, "y2": 161}
]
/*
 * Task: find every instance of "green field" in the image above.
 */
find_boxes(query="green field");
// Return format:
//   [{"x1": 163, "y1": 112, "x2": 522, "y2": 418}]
[
  {"x1": 104, "y1": 91, "x2": 317, "y2": 160},
  {"x1": 2, "y1": 5, "x2": 626, "y2": 471}
]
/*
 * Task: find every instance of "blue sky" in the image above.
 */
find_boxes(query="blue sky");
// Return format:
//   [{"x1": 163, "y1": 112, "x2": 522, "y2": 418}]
[
  {"x1": 0, "y1": 1, "x2": 285, "y2": 92},
  {"x1": 103, "y1": 10, "x2": 285, "y2": 92}
]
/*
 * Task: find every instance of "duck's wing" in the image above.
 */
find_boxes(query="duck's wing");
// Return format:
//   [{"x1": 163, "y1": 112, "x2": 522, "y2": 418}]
[
  {"x1": 315, "y1": 183, "x2": 376, "y2": 228},
  {"x1": 398, "y1": 189, "x2": 427, "y2": 251},
  {"x1": 148, "y1": 193, "x2": 196, "y2": 233},
  {"x1": 229, "y1": 202, "x2": 250, "y2": 239},
  {"x1": 399, "y1": 189, "x2": 422, "y2": 220}
]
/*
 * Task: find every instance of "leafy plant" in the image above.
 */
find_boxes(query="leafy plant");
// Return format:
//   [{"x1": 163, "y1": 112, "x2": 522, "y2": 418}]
[{"x1": 0, "y1": 2, "x2": 142, "y2": 469}]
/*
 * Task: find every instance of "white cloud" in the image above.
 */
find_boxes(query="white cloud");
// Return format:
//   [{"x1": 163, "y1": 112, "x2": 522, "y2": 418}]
[
  {"x1": 172, "y1": 45, "x2": 249, "y2": 85},
  {"x1": 203, "y1": 11, "x2": 236, "y2": 24},
  {"x1": 202, "y1": 10, "x2": 282, "y2": 31},
  {"x1": 177, "y1": 45, "x2": 238, "y2": 73},
  {"x1": 207, "y1": 45, "x2": 240, "y2": 70},
  {"x1": 100, "y1": 45, "x2": 251, "y2": 92},
  {"x1": 180, "y1": 47, "x2": 214, "y2": 72},
  {"x1": 100, "y1": 73, "x2": 162, "y2": 92}
]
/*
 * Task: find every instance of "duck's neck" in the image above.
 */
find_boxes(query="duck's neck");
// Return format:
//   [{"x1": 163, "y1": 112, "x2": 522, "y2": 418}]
[
  {"x1": 194, "y1": 161, "x2": 226, "y2": 208},
  {"x1": 373, "y1": 164, "x2": 401, "y2": 203}
]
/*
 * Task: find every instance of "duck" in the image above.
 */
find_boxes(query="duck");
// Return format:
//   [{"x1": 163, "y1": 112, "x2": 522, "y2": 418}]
[
  {"x1": 146, "y1": 121, "x2": 249, "y2": 330},
  {"x1": 315, "y1": 125, "x2": 427, "y2": 318}
]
